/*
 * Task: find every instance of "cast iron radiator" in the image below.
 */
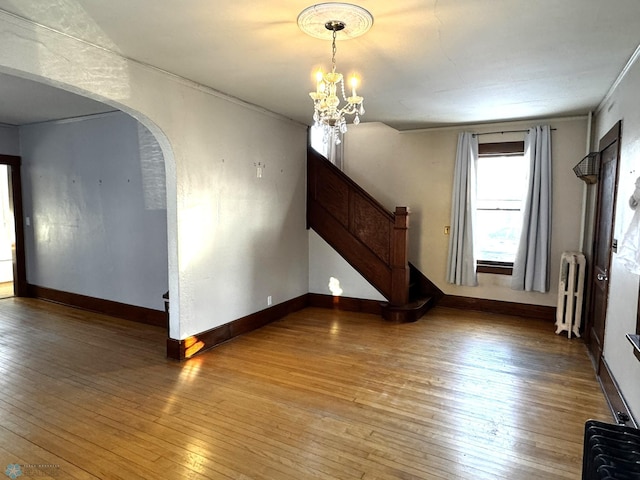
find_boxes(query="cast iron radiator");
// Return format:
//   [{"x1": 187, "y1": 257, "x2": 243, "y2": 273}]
[{"x1": 583, "y1": 420, "x2": 640, "y2": 479}]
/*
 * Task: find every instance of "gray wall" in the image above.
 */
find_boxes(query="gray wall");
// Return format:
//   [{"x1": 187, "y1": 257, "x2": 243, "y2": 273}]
[
  {"x1": 0, "y1": 125, "x2": 19, "y2": 155},
  {"x1": 20, "y1": 112, "x2": 168, "y2": 311}
]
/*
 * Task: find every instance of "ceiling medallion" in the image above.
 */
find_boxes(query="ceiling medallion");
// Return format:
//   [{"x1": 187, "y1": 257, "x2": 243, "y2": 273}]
[
  {"x1": 298, "y1": 3, "x2": 373, "y2": 145},
  {"x1": 297, "y1": 3, "x2": 374, "y2": 40}
]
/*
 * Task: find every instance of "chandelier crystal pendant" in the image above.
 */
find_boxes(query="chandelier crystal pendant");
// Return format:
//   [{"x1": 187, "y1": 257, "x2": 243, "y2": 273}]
[
  {"x1": 308, "y1": 21, "x2": 364, "y2": 143},
  {"x1": 298, "y1": 3, "x2": 373, "y2": 145}
]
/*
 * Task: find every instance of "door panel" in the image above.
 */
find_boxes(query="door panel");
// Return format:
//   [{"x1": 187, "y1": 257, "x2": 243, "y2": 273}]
[{"x1": 586, "y1": 122, "x2": 621, "y2": 369}]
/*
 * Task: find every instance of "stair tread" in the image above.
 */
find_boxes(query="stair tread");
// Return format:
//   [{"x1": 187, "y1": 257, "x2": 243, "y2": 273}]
[{"x1": 383, "y1": 296, "x2": 433, "y2": 311}]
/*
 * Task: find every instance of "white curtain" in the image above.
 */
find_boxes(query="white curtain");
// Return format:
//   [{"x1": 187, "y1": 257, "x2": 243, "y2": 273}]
[
  {"x1": 447, "y1": 132, "x2": 478, "y2": 286},
  {"x1": 511, "y1": 125, "x2": 552, "y2": 292}
]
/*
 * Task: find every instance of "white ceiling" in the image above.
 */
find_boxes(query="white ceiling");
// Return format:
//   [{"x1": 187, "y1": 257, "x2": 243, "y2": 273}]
[
  {"x1": 0, "y1": 73, "x2": 117, "y2": 127},
  {"x1": 0, "y1": 1, "x2": 639, "y2": 130}
]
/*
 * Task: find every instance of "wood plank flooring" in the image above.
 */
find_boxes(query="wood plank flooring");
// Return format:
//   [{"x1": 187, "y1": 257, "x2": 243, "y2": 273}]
[
  {"x1": 0, "y1": 298, "x2": 611, "y2": 479},
  {"x1": 0, "y1": 282, "x2": 13, "y2": 299}
]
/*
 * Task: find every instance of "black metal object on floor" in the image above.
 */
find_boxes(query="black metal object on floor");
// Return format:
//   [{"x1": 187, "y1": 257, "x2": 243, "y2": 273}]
[{"x1": 583, "y1": 420, "x2": 640, "y2": 479}]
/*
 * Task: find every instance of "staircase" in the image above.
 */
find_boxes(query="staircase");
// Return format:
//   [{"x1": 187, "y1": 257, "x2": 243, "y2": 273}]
[{"x1": 307, "y1": 147, "x2": 443, "y2": 322}]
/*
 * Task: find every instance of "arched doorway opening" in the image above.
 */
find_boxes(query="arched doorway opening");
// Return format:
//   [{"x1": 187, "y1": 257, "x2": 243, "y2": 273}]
[{"x1": 0, "y1": 70, "x2": 174, "y2": 330}]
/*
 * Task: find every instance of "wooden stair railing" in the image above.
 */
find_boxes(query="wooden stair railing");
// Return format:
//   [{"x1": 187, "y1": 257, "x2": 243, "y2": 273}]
[{"x1": 307, "y1": 147, "x2": 443, "y2": 321}]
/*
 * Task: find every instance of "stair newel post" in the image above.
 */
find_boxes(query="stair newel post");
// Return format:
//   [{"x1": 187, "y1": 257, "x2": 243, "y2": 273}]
[{"x1": 390, "y1": 206, "x2": 410, "y2": 306}]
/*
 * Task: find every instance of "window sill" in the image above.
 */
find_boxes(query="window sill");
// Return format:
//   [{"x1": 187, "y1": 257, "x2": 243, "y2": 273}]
[
  {"x1": 477, "y1": 262, "x2": 513, "y2": 276},
  {"x1": 626, "y1": 334, "x2": 640, "y2": 362}
]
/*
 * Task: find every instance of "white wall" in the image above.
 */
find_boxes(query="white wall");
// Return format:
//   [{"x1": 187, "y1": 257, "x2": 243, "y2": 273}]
[
  {"x1": 308, "y1": 117, "x2": 589, "y2": 306},
  {"x1": 0, "y1": 10, "x2": 309, "y2": 340},
  {"x1": 309, "y1": 230, "x2": 384, "y2": 300},
  {"x1": 593, "y1": 48, "x2": 640, "y2": 420},
  {"x1": 19, "y1": 112, "x2": 168, "y2": 311}
]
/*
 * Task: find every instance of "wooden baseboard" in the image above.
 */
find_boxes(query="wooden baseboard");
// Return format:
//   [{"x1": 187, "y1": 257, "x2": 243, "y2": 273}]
[
  {"x1": 307, "y1": 293, "x2": 382, "y2": 315},
  {"x1": 438, "y1": 295, "x2": 556, "y2": 321},
  {"x1": 167, "y1": 294, "x2": 309, "y2": 360},
  {"x1": 165, "y1": 292, "x2": 557, "y2": 361},
  {"x1": 26, "y1": 284, "x2": 167, "y2": 328},
  {"x1": 598, "y1": 357, "x2": 638, "y2": 428}
]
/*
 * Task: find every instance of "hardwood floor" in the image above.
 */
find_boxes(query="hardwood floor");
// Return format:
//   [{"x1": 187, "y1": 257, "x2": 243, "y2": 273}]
[
  {"x1": 0, "y1": 298, "x2": 610, "y2": 479},
  {"x1": 0, "y1": 281, "x2": 13, "y2": 299}
]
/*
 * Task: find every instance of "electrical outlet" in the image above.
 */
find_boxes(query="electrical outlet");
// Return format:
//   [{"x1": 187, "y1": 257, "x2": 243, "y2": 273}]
[
  {"x1": 267, "y1": 295, "x2": 272, "y2": 306},
  {"x1": 444, "y1": 226, "x2": 450, "y2": 235}
]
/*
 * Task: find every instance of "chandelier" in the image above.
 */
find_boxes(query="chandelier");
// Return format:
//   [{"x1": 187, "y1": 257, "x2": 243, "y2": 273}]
[{"x1": 298, "y1": 3, "x2": 373, "y2": 144}]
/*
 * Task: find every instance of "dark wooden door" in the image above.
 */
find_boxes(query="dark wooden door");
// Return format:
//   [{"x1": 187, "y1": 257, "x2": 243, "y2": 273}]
[{"x1": 586, "y1": 121, "x2": 621, "y2": 369}]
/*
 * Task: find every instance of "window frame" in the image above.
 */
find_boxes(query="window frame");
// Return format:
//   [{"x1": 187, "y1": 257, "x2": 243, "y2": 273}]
[{"x1": 476, "y1": 141, "x2": 525, "y2": 275}]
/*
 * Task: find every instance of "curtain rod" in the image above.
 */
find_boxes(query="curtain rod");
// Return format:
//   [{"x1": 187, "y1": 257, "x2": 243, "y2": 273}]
[{"x1": 473, "y1": 128, "x2": 557, "y2": 137}]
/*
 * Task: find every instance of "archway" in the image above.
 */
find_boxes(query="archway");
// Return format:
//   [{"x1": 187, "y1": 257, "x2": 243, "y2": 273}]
[{"x1": 0, "y1": 67, "x2": 178, "y2": 337}]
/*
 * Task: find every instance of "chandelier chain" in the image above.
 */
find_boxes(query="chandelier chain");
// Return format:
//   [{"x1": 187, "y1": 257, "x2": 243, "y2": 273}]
[{"x1": 331, "y1": 29, "x2": 337, "y2": 74}]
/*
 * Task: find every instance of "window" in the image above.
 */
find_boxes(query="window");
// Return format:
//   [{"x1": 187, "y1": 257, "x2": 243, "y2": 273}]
[
  {"x1": 476, "y1": 141, "x2": 526, "y2": 274},
  {"x1": 309, "y1": 124, "x2": 344, "y2": 170}
]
